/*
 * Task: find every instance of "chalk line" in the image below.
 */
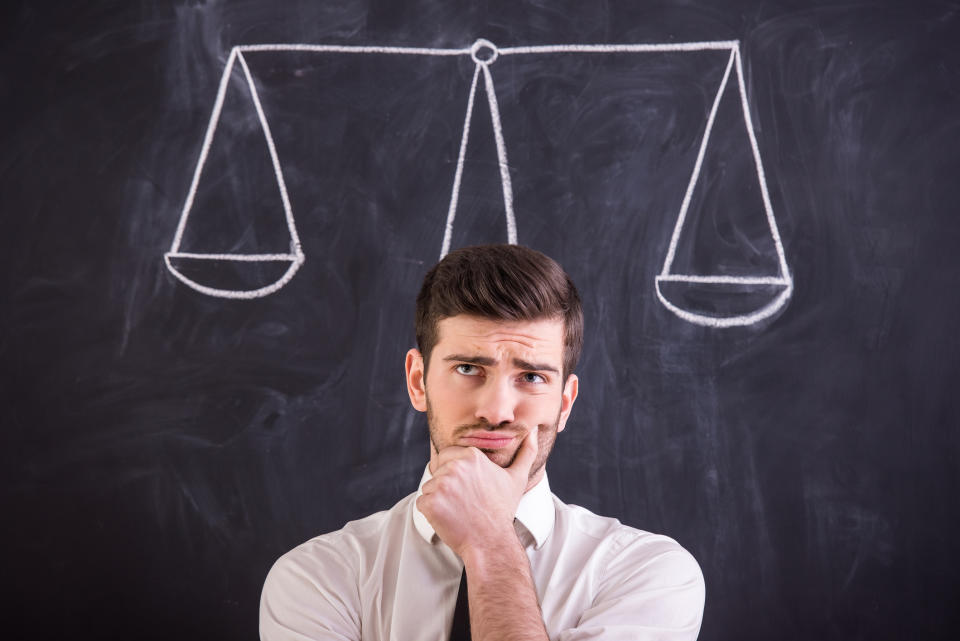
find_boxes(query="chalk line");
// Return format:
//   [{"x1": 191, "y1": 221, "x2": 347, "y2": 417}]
[
  {"x1": 440, "y1": 40, "x2": 517, "y2": 258},
  {"x1": 733, "y1": 45, "x2": 790, "y2": 279},
  {"x1": 655, "y1": 274, "x2": 789, "y2": 285},
  {"x1": 166, "y1": 252, "x2": 299, "y2": 261},
  {"x1": 234, "y1": 41, "x2": 741, "y2": 57},
  {"x1": 654, "y1": 277, "x2": 793, "y2": 328},
  {"x1": 479, "y1": 53, "x2": 518, "y2": 248},
  {"x1": 169, "y1": 47, "x2": 239, "y2": 255},
  {"x1": 498, "y1": 41, "x2": 739, "y2": 55},
  {"x1": 659, "y1": 47, "x2": 737, "y2": 279},
  {"x1": 440, "y1": 64, "x2": 481, "y2": 260},
  {"x1": 235, "y1": 50, "x2": 304, "y2": 258},
  {"x1": 164, "y1": 250, "x2": 304, "y2": 299},
  {"x1": 238, "y1": 44, "x2": 470, "y2": 56}
]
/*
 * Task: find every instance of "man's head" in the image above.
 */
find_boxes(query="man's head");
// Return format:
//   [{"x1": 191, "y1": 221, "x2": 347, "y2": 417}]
[
  {"x1": 404, "y1": 245, "x2": 583, "y2": 489},
  {"x1": 414, "y1": 244, "x2": 583, "y2": 379}
]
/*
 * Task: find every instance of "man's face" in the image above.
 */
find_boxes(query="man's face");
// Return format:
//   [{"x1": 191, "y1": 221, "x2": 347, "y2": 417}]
[{"x1": 405, "y1": 315, "x2": 579, "y2": 491}]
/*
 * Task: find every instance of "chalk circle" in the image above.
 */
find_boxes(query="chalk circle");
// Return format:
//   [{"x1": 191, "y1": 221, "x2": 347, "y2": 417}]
[
  {"x1": 654, "y1": 275, "x2": 793, "y2": 328},
  {"x1": 470, "y1": 39, "x2": 499, "y2": 65}
]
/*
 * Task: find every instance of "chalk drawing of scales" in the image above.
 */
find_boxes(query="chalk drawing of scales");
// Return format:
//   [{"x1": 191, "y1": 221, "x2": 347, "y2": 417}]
[{"x1": 165, "y1": 39, "x2": 793, "y2": 328}]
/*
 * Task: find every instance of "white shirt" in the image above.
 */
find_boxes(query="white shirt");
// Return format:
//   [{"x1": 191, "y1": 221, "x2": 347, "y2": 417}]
[{"x1": 260, "y1": 465, "x2": 704, "y2": 641}]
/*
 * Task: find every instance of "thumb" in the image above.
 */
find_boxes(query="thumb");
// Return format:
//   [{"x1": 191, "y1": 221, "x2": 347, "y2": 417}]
[{"x1": 509, "y1": 425, "x2": 539, "y2": 480}]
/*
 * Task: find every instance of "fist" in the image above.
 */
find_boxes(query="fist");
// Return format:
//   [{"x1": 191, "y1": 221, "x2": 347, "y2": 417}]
[{"x1": 417, "y1": 426, "x2": 539, "y2": 557}]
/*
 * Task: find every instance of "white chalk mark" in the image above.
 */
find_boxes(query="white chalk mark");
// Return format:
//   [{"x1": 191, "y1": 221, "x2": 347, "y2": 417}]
[
  {"x1": 659, "y1": 47, "x2": 737, "y2": 279},
  {"x1": 164, "y1": 251, "x2": 305, "y2": 300},
  {"x1": 479, "y1": 55, "x2": 518, "y2": 247},
  {"x1": 498, "y1": 41, "x2": 739, "y2": 55},
  {"x1": 733, "y1": 45, "x2": 790, "y2": 280},
  {"x1": 169, "y1": 47, "x2": 239, "y2": 255},
  {"x1": 166, "y1": 252, "x2": 299, "y2": 261},
  {"x1": 166, "y1": 38, "x2": 792, "y2": 327},
  {"x1": 440, "y1": 64, "x2": 482, "y2": 260},
  {"x1": 440, "y1": 40, "x2": 516, "y2": 257},
  {"x1": 655, "y1": 277, "x2": 793, "y2": 328},
  {"x1": 238, "y1": 44, "x2": 470, "y2": 56},
  {"x1": 470, "y1": 38, "x2": 499, "y2": 64},
  {"x1": 656, "y1": 274, "x2": 789, "y2": 285},
  {"x1": 655, "y1": 43, "x2": 793, "y2": 327},
  {"x1": 235, "y1": 50, "x2": 304, "y2": 257},
  {"x1": 234, "y1": 41, "x2": 742, "y2": 56}
]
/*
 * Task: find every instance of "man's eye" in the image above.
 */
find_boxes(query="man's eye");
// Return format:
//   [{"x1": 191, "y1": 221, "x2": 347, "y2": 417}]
[
  {"x1": 521, "y1": 372, "x2": 545, "y2": 384},
  {"x1": 456, "y1": 364, "x2": 480, "y2": 376}
]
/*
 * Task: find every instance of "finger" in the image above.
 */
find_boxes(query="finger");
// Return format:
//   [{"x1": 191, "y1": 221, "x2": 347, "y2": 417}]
[
  {"x1": 420, "y1": 478, "x2": 437, "y2": 495},
  {"x1": 432, "y1": 446, "x2": 493, "y2": 484},
  {"x1": 433, "y1": 445, "x2": 475, "y2": 470},
  {"x1": 508, "y1": 425, "x2": 539, "y2": 480}
]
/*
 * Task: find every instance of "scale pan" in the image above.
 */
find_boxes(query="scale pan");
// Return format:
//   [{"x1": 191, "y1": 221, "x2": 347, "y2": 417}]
[
  {"x1": 164, "y1": 252, "x2": 305, "y2": 299},
  {"x1": 655, "y1": 275, "x2": 792, "y2": 328}
]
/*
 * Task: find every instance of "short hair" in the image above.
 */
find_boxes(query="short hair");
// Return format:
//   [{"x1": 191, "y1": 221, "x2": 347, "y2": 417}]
[{"x1": 415, "y1": 244, "x2": 583, "y2": 380}]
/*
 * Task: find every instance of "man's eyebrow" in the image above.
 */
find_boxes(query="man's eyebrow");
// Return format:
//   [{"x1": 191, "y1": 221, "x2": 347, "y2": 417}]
[
  {"x1": 442, "y1": 355, "x2": 559, "y2": 374},
  {"x1": 443, "y1": 354, "x2": 497, "y2": 366},
  {"x1": 512, "y1": 358, "x2": 559, "y2": 374}
]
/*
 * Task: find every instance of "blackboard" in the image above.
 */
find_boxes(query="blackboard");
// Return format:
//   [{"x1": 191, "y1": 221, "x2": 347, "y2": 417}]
[{"x1": 2, "y1": 1, "x2": 959, "y2": 639}]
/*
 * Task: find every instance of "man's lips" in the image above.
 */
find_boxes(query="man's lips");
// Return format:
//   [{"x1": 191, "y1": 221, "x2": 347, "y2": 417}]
[{"x1": 459, "y1": 432, "x2": 518, "y2": 449}]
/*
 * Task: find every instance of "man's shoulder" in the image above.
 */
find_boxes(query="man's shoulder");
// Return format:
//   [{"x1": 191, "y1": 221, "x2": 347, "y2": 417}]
[
  {"x1": 269, "y1": 491, "x2": 417, "y2": 576},
  {"x1": 260, "y1": 492, "x2": 419, "y2": 638},
  {"x1": 553, "y1": 496, "x2": 703, "y2": 581},
  {"x1": 547, "y1": 497, "x2": 705, "y2": 636}
]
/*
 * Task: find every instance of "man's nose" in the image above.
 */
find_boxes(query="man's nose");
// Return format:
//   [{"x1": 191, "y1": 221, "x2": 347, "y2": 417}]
[{"x1": 474, "y1": 378, "x2": 516, "y2": 427}]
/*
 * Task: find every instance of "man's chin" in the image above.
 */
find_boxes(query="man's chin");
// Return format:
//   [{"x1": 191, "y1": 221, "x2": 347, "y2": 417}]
[{"x1": 478, "y1": 447, "x2": 518, "y2": 468}]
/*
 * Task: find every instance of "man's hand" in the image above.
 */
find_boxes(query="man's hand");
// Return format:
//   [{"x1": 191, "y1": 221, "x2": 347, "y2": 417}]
[
  {"x1": 418, "y1": 428, "x2": 550, "y2": 641},
  {"x1": 417, "y1": 426, "x2": 539, "y2": 557}
]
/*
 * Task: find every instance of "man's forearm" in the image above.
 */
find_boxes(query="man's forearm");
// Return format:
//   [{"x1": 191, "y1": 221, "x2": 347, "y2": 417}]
[{"x1": 461, "y1": 531, "x2": 549, "y2": 641}]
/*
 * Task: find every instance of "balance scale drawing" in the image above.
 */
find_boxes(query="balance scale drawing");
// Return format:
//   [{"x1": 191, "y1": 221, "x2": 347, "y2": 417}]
[{"x1": 164, "y1": 38, "x2": 793, "y2": 328}]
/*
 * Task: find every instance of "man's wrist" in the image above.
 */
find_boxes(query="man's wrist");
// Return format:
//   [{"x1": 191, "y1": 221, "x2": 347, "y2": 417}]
[{"x1": 460, "y1": 524, "x2": 526, "y2": 575}]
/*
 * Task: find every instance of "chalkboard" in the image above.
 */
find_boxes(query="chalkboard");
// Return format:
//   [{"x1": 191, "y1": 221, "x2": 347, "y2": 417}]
[{"x1": 2, "y1": 1, "x2": 958, "y2": 639}]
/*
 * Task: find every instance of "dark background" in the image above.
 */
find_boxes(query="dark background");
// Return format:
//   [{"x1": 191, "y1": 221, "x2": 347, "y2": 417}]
[{"x1": 2, "y1": 1, "x2": 959, "y2": 639}]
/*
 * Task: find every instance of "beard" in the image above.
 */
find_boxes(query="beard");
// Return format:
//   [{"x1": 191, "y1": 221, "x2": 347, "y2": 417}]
[{"x1": 425, "y1": 396, "x2": 562, "y2": 482}]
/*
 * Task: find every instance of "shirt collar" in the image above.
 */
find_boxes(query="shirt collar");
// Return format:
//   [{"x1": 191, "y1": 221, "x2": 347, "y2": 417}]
[{"x1": 412, "y1": 463, "x2": 556, "y2": 550}]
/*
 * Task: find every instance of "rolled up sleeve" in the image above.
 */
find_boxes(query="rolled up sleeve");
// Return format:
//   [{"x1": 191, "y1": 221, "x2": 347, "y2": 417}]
[
  {"x1": 259, "y1": 535, "x2": 362, "y2": 641},
  {"x1": 558, "y1": 536, "x2": 705, "y2": 641}
]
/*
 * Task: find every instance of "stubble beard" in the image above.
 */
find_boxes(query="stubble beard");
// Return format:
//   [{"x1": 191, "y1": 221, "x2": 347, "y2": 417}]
[{"x1": 425, "y1": 396, "x2": 562, "y2": 482}]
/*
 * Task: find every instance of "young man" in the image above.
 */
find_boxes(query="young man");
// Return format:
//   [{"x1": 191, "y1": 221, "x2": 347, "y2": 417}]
[{"x1": 260, "y1": 245, "x2": 704, "y2": 641}]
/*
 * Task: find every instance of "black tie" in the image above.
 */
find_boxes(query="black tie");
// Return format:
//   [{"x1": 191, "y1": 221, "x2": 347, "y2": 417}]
[{"x1": 449, "y1": 569, "x2": 471, "y2": 641}]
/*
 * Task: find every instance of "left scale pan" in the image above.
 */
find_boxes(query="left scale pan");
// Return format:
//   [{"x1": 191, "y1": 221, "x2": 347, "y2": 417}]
[{"x1": 163, "y1": 248, "x2": 305, "y2": 300}]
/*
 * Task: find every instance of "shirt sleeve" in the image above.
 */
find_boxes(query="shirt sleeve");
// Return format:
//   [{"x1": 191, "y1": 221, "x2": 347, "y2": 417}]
[
  {"x1": 557, "y1": 534, "x2": 705, "y2": 641},
  {"x1": 259, "y1": 534, "x2": 363, "y2": 641}
]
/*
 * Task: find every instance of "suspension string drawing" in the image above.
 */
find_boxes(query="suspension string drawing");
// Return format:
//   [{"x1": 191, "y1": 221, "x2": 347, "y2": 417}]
[{"x1": 164, "y1": 38, "x2": 793, "y2": 327}]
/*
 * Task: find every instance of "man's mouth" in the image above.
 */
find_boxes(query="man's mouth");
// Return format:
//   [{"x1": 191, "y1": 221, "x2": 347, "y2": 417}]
[{"x1": 459, "y1": 432, "x2": 518, "y2": 449}]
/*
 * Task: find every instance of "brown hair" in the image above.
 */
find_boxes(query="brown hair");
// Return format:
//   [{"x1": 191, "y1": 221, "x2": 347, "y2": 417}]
[{"x1": 415, "y1": 244, "x2": 583, "y2": 380}]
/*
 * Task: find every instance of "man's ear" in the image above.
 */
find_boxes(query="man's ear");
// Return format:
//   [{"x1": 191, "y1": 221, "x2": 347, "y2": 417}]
[
  {"x1": 405, "y1": 348, "x2": 427, "y2": 412},
  {"x1": 556, "y1": 374, "x2": 579, "y2": 433}
]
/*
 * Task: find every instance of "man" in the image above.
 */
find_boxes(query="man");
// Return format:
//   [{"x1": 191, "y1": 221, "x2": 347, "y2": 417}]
[{"x1": 260, "y1": 244, "x2": 704, "y2": 641}]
